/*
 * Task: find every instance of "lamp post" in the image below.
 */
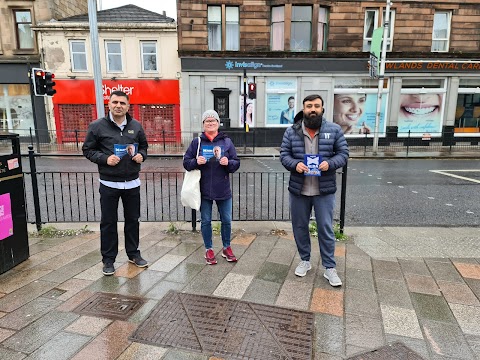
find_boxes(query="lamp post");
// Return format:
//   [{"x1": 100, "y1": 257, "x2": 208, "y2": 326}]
[
  {"x1": 373, "y1": 0, "x2": 392, "y2": 154},
  {"x1": 88, "y1": 0, "x2": 105, "y2": 118}
]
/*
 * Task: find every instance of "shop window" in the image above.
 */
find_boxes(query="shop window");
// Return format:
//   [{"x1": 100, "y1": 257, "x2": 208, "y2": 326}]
[
  {"x1": 58, "y1": 104, "x2": 95, "y2": 132},
  {"x1": 226, "y1": 7, "x2": 239, "y2": 51},
  {"x1": 69, "y1": 40, "x2": 87, "y2": 72},
  {"x1": 138, "y1": 104, "x2": 177, "y2": 142},
  {"x1": 14, "y1": 10, "x2": 34, "y2": 49},
  {"x1": 208, "y1": 6, "x2": 221, "y2": 51},
  {"x1": 432, "y1": 11, "x2": 451, "y2": 52},
  {"x1": 363, "y1": 8, "x2": 395, "y2": 52},
  {"x1": 291, "y1": 6, "x2": 312, "y2": 51},
  {"x1": 0, "y1": 84, "x2": 33, "y2": 135},
  {"x1": 105, "y1": 41, "x2": 122, "y2": 72},
  {"x1": 271, "y1": 6, "x2": 284, "y2": 51},
  {"x1": 140, "y1": 41, "x2": 158, "y2": 72},
  {"x1": 265, "y1": 78, "x2": 297, "y2": 127},
  {"x1": 455, "y1": 81, "x2": 480, "y2": 133}
]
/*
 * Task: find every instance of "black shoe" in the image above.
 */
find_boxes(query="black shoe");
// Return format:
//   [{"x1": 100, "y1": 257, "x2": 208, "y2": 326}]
[
  {"x1": 102, "y1": 263, "x2": 115, "y2": 276},
  {"x1": 128, "y1": 256, "x2": 148, "y2": 268}
]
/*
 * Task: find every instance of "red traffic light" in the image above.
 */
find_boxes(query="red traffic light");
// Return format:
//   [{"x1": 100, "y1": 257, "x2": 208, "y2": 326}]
[{"x1": 248, "y1": 83, "x2": 256, "y2": 99}]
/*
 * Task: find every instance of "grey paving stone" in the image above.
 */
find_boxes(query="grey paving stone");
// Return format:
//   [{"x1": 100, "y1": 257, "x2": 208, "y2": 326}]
[
  {"x1": 167, "y1": 242, "x2": 202, "y2": 256},
  {"x1": 2, "y1": 311, "x2": 78, "y2": 354},
  {"x1": 315, "y1": 313, "x2": 344, "y2": 358},
  {"x1": 315, "y1": 352, "x2": 343, "y2": 360},
  {"x1": 420, "y1": 319, "x2": 476, "y2": 359},
  {"x1": 345, "y1": 344, "x2": 371, "y2": 358},
  {"x1": 375, "y1": 278, "x2": 414, "y2": 309},
  {"x1": 385, "y1": 334, "x2": 430, "y2": 359},
  {"x1": 437, "y1": 281, "x2": 480, "y2": 306},
  {"x1": 242, "y1": 279, "x2": 281, "y2": 305},
  {"x1": 149, "y1": 254, "x2": 186, "y2": 272},
  {"x1": 164, "y1": 262, "x2": 204, "y2": 284},
  {"x1": 345, "y1": 313, "x2": 385, "y2": 349},
  {"x1": 266, "y1": 246, "x2": 296, "y2": 266},
  {"x1": 213, "y1": 273, "x2": 253, "y2": 299},
  {"x1": 162, "y1": 349, "x2": 209, "y2": 359},
  {"x1": 449, "y1": 303, "x2": 480, "y2": 336},
  {"x1": 465, "y1": 334, "x2": 480, "y2": 359},
  {"x1": 180, "y1": 265, "x2": 230, "y2": 296},
  {"x1": 140, "y1": 244, "x2": 176, "y2": 265},
  {"x1": 40, "y1": 252, "x2": 100, "y2": 284},
  {"x1": 255, "y1": 262, "x2": 290, "y2": 284},
  {"x1": 345, "y1": 253, "x2": 372, "y2": 272},
  {"x1": 86, "y1": 273, "x2": 128, "y2": 292},
  {"x1": 116, "y1": 342, "x2": 168, "y2": 360},
  {"x1": 128, "y1": 299, "x2": 159, "y2": 324},
  {"x1": 276, "y1": 280, "x2": 312, "y2": 310},
  {"x1": 426, "y1": 259, "x2": 465, "y2": 283},
  {"x1": 0, "y1": 297, "x2": 61, "y2": 330},
  {"x1": 345, "y1": 268, "x2": 375, "y2": 291},
  {"x1": 465, "y1": 278, "x2": 480, "y2": 300},
  {"x1": 117, "y1": 269, "x2": 167, "y2": 297},
  {"x1": 380, "y1": 304, "x2": 423, "y2": 339},
  {"x1": 404, "y1": 273, "x2": 441, "y2": 296},
  {"x1": 0, "y1": 347, "x2": 26, "y2": 360},
  {"x1": 143, "y1": 280, "x2": 185, "y2": 300},
  {"x1": 344, "y1": 288, "x2": 381, "y2": 318},
  {"x1": 25, "y1": 331, "x2": 91, "y2": 360},
  {"x1": 0, "y1": 280, "x2": 57, "y2": 313},
  {"x1": 372, "y1": 259, "x2": 404, "y2": 281},
  {"x1": 411, "y1": 293, "x2": 456, "y2": 323},
  {"x1": 399, "y1": 259, "x2": 431, "y2": 276}
]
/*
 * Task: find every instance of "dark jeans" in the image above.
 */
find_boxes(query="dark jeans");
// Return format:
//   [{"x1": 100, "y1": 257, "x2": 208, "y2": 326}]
[
  {"x1": 290, "y1": 192, "x2": 336, "y2": 268},
  {"x1": 99, "y1": 183, "x2": 141, "y2": 264}
]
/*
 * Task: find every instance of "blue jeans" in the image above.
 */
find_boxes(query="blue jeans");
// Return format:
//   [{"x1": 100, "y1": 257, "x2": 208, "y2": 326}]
[
  {"x1": 290, "y1": 192, "x2": 336, "y2": 268},
  {"x1": 200, "y1": 197, "x2": 232, "y2": 250}
]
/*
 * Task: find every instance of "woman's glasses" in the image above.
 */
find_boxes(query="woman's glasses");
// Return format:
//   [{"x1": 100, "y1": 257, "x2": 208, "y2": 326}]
[{"x1": 204, "y1": 119, "x2": 218, "y2": 124}]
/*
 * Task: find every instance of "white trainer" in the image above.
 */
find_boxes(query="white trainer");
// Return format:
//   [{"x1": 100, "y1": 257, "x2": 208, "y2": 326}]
[
  {"x1": 324, "y1": 268, "x2": 342, "y2": 287},
  {"x1": 295, "y1": 260, "x2": 312, "y2": 277}
]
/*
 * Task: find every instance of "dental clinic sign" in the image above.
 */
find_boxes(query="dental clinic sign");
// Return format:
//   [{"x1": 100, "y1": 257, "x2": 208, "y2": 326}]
[
  {"x1": 225, "y1": 60, "x2": 284, "y2": 70},
  {"x1": 385, "y1": 60, "x2": 480, "y2": 73}
]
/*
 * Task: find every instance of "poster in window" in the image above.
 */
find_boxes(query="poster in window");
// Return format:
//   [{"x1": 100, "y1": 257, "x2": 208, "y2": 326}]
[
  {"x1": 239, "y1": 95, "x2": 255, "y2": 127},
  {"x1": 397, "y1": 93, "x2": 443, "y2": 137},
  {"x1": 266, "y1": 78, "x2": 297, "y2": 126},
  {"x1": 333, "y1": 93, "x2": 387, "y2": 137}
]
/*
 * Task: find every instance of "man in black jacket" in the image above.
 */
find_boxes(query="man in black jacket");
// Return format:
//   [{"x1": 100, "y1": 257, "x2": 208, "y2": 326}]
[{"x1": 83, "y1": 90, "x2": 148, "y2": 276}]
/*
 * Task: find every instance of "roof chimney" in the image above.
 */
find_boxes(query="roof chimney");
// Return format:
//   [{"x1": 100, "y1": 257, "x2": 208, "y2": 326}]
[{"x1": 163, "y1": 11, "x2": 166, "y2": 16}]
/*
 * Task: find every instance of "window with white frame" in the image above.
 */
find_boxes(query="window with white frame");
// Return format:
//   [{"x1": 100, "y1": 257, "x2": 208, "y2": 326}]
[
  {"x1": 141, "y1": 41, "x2": 157, "y2": 72},
  {"x1": 432, "y1": 11, "x2": 451, "y2": 52},
  {"x1": 363, "y1": 9, "x2": 395, "y2": 52},
  {"x1": 105, "y1": 41, "x2": 122, "y2": 72},
  {"x1": 14, "y1": 10, "x2": 34, "y2": 49},
  {"x1": 271, "y1": 6, "x2": 284, "y2": 51},
  {"x1": 208, "y1": 6, "x2": 221, "y2": 51},
  {"x1": 291, "y1": 6, "x2": 312, "y2": 51},
  {"x1": 69, "y1": 40, "x2": 87, "y2": 71},
  {"x1": 226, "y1": 7, "x2": 239, "y2": 51},
  {"x1": 317, "y1": 7, "x2": 328, "y2": 51}
]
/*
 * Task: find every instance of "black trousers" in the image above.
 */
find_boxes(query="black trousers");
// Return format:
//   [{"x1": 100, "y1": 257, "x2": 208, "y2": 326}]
[{"x1": 99, "y1": 183, "x2": 141, "y2": 263}]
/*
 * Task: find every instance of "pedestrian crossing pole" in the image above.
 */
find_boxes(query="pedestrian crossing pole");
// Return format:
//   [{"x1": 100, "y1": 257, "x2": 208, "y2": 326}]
[
  {"x1": 373, "y1": 0, "x2": 392, "y2": 154},
  {"x1": 243, "y1": 69, "x2": 247, "y2": 153}
]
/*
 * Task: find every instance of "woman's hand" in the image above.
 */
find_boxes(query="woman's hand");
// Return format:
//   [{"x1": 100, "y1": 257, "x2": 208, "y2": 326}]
[
  {"x1": 219, "y1": 156, "x2": 229, "y2": 166},
  {"x1": 197, "y1": 156, "x2": 206, "y2": 165}
]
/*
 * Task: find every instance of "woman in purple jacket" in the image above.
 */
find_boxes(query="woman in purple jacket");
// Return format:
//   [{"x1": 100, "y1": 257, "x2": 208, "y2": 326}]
[{"x1": 183, "y1": 110, "x2": 240, "y2": 265}]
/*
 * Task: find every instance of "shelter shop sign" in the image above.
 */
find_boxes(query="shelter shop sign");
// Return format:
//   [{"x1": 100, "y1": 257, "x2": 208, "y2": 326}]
[{"x1": 386, "y1": 61, "x2": 480, "y2": 73}]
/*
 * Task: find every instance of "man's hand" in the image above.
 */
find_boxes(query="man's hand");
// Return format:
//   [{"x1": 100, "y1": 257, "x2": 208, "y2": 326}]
[
  {"x1": 319, "y1": 160, "x2": 329, "y2": 171},
  {"x1": 219, "y1": 156, "x2": 228, "y2": 166},
  {"x1": 107, "y1": 155, "x2": 121, "y2": 166},
  {"x1": 132, "y1": 154, "x2": 143, "y2": 163},
  {"x1": 296, "y1": 162, "x2": 309, "y2": 173},
  {"x1": 197, "y1": 156, "x2": 206, "y2": 165}
]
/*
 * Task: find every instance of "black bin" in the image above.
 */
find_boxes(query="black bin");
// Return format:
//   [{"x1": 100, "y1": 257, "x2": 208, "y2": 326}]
[{"x1": 0, "y1": 132, "x2": 29, "y2": 274}]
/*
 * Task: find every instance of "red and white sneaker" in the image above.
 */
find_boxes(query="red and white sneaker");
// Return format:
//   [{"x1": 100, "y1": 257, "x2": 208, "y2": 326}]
[
  {"x1": 221, "y1": 246, "x2": 237, "y2": 262},
  {"x1": 205, "y1": 249, "x2": 217, "y2": 265}
]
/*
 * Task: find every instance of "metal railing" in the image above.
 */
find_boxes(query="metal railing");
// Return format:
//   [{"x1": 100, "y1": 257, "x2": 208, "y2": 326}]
[{"x1": 23, "y1": 149, "x2": 348, "y2": 233}]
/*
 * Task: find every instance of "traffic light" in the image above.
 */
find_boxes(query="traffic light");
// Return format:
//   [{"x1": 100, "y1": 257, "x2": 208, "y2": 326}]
[
  {"x1": 44, "y1": 72, "x2": 56, "y2": 96},
  {"x1": 248, "y1": 83, "x2": 256, "y2": 99},
  {"x1": 32, "y1": 68, "x2": 46, "y2": 96}
]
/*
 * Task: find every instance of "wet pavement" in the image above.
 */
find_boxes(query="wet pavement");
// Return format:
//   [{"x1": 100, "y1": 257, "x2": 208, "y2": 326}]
[{"x1": 0, "y1": 221, "x2": 480, "y2": 359}]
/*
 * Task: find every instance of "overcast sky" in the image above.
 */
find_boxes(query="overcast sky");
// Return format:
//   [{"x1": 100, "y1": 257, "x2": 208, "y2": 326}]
[{"x1": 100, "y1": 0, "x2": 177, "y2": 19}]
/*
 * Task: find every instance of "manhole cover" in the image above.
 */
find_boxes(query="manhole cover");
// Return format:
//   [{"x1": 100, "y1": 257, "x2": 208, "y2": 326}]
[
  {"x1": 348, "y1": 342, "x2": 425, "y2": 359},
  {"x1": 73, "y1": 292, "x2": 145, "y2": 320},
  {"x1": 130, "y1": 291, "x2": 314, "y2": 360}
]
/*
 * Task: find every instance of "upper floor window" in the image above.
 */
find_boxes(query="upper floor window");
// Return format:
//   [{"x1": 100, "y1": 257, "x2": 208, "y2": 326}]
[
  {"x1": 69, "y1": 40, "x2": 87, "y2": 72},
  {"x1": 105, "y1": 41, "x2": 122, "y2": 72},
  {"x1": 226, "y1": 7, "x2": 239, "y2": 51},
  {"x1": 363, "y1": 8, "x2": 395, "y2": 52},
  {"x1": 141, "y1": 41, "x2": 157, "y2": 72},
  {"x1": 291, "y1": 6, "x2": 312, "y2": 51},
  {"x1": 271, "y1": 5, "x2": 328, "y2": 52},
  {"x1": 14, "y1": 10, "x2": 34, "y2": 49},
  {"x1": 432, "y1": 11, "x2": 451, "y2": 52},
  {"x1": 208, "y1": 6, "x2": 221, "y2": 51}
]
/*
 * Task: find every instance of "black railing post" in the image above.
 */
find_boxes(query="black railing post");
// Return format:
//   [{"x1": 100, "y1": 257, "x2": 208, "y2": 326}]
[
  {"x1": 407, "y1": 130, "x2": 410, "y2": 156},
  {"x1": 339, "y1": 164, "x2": 347, "y2": 234},
  {"x1": 364, "y1": 131, "x2": 368, "y2": 156},
  {"x1": 449, "y1": 130, "x2": 453, "y2": 153},
  {"x1": 163, "y1": 130, "x2": 166, "y2": 152},
  {"x1": 28, "y1": 145, "x2": 42, "y2": 231},
  {"x1": 75, "y1": 129, "x2": 79, "y2": 151},
  {"x1": 29, "y1": 127, "x2": 34, "y2": 148},
  {"x1": 191, "y1": 209, "x2": 197, "y2": 231}
]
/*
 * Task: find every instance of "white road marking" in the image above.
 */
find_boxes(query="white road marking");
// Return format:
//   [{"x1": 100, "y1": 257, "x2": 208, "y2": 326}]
[
  {"x1": 412, "y1": 191, "x2": 418, "y2": 193},
  {"x1": 430, "y1": 170, "x2": 480, "y2": 184},
  {"x1": 428, "y1": 197, "x2": 435, "y2": 199},
  {"x1": 467, "y1": 211, "x2": 474, "y2": 214},
  {"x1": 445, "y1": 204, "x2": 453, "y2": 206}
]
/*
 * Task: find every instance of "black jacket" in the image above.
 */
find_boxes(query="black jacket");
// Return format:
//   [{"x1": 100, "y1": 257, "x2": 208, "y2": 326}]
[{"x1": 82, "y1": 113, "x2": 148, "y2": 181}]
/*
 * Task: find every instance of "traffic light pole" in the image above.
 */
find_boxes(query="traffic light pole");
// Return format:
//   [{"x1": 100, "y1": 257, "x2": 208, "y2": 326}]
[
  {"x1": 243, "y1": 69, "x2": 247, "y2": 153},
  {"x1": 27, "y1": 65, "x2": 41, "y2": 152}
]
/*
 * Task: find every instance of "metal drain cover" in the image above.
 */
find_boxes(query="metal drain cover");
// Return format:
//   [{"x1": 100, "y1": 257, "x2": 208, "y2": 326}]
[
  {"x1": 73, "y1": 292, "x2": 145, "y2": 320},
  {"x1": 348, "y1": 342, "x2": 425, "y2": 359},
  {"x1": 130, "y1": 291, "x2": 314, "y2": 360}
]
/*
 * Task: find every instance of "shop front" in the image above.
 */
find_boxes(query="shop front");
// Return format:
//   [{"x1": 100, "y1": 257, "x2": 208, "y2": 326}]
[{"x1": 52, "y1": 79, "x2": 180, "y2": 144}]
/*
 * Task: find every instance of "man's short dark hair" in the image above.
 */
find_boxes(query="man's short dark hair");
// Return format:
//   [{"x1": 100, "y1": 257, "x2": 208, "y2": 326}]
[
  {"x1": 303, "y1": 94, "x2": 323, "y2": 106},
  {"x1": 288, "y1": 96, "x2": 295, "y2": 102},
  {"x1": 110, "y1": 90, "x2": 129, "y2": 101}
]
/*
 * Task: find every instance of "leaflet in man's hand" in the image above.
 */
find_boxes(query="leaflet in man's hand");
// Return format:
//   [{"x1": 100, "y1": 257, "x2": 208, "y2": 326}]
[
  {"x1": 304, "y1": 154, "x2": 322, "y2": 176},
  {"x1": 114, "y1": 143, "x2": 138, "y2": 158},
  {"x1": 202, "y1": 145, "x2": 224, "y2": 161}
]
